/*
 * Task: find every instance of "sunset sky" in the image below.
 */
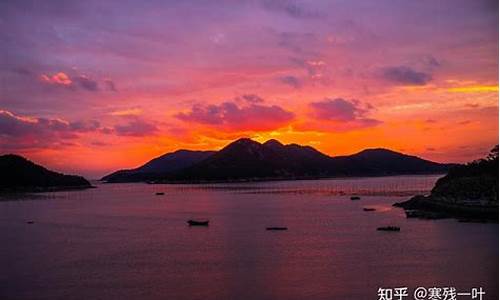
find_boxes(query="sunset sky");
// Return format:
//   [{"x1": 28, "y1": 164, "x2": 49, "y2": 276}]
[{"x1": 0, "y1": 0, "x2": 498, "y2": 178}]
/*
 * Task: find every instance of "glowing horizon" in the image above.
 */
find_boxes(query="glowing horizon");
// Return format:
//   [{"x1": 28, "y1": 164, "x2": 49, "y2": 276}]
[{"x1": 0, "y1": 1, "x2": 498, "y2": 178}]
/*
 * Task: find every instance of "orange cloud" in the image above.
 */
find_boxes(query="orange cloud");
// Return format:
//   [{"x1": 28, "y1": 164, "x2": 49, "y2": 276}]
[
  {"x1": 110, "y1": 108, "x2": 143, "y2": 116},
  {"x1": 447, "y1": 85, "x2": 498, "y2": 93}
]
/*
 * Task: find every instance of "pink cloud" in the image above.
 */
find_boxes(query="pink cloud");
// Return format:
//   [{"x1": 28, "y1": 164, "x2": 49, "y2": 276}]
[
  {"x1": 176, "y1": 97, "x2": 294, "y2": 132},
  {"x1": 40, "y1": 72, "x2": 72, "y2": 86},
  {"x1": 39, "y1": 71, "x2": 115, "y2": 92}
]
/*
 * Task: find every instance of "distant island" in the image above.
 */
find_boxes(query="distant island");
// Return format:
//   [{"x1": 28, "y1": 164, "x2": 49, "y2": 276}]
[
  {"x1": 102, "y1": 138, "x2": 455, "y2": 183},
  {"x1": 394, "y1": 145, "x2": 499, "y2": 222},
  {"x1": 0, "y1": 154, "x2": 92, "y2": 192}
]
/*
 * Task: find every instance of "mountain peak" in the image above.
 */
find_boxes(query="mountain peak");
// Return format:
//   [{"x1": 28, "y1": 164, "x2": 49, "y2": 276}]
[
  {"x1": 232, "y1": 137, "x2": 260, "y2": 145},
  {"x1": 263, "y1": 139, "x2": 284, "y2": 148},
  {"x1": 1, "y1": 154, "x2": 28, "y2": 162},
  {"x1": 354, "y1": 148, "x2": 408, "y2": 158},
  {"x1": 358, "y1": 148, "x2": 399, "y2": 154},
  {"x1": 222, "y1": 138, "x2": 262, "y2": 151}
]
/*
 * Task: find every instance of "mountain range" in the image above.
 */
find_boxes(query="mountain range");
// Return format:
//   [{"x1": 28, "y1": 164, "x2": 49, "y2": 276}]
[{"x1": 102, "y1": 138, "x2": 454, "y2": 183}]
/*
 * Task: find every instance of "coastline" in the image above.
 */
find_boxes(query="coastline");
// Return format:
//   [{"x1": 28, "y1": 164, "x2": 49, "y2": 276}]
[
  {"x1": 102, "y1": 172, "x2": 447, "y2": 185},
  {"x1": 394, "y1": 195, "x2": 499, "y2": 223},
  {"x1": 0, "y1": 184, "x2": 96, "y2": 194}
]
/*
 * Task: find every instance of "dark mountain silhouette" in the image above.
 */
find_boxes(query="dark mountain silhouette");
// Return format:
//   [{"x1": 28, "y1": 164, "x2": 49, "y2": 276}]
[
  {"x1": 172, "y1": 138, "x2": 334, "y2": 180},
  {"x1": 431, "y1": 145, "x2": 498, "y2": 203},
  {"x1": 0, "y1": 154, "x2": 91, "y2": 191},
  {"x1": 102, "y1": 150, "x2": 216, "y2": 182},
  {"x1": 170, "y1": 138, "x2": 453, "y2": 181},
  {"x1": 394, "y1": 145, "x2": 499, "y2": 221},
  {"x1": 328, "y1": 148, "x2": 452, "y2": 177},
  {"x1": 103, "y1": 138, "x2": 454, "y2": 183}
]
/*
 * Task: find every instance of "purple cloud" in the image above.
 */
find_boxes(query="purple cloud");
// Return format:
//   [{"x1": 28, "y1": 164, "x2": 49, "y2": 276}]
[
  {"x1": 40, "y1": 71, "x2": 102, "y2": 91},
  {"x1": 113, "y1": 118, "x2": 158, "y2": 137},
  {"x1": 0, "y1": 110, "x2": 100, "y2": 137},
  {"x1": 104, "y1": 79, "x2": 117, "y2": 92},
  {"x1": 0, "y1": 109, "x2": 157, "y2": 150},
  {"x1": 0, "y1": 109, "x2": 101, "y2": 149},
  {"x1": 73, "y1": 75, "x2": 99, "y2": 91},
  {"x1": 279, "y1": 75, "x2": 302, "y2": 88},
  {"x1": 309, "y1": 98, "x2": 382, "y2": 127},
  {"x1": 421, "y1": 55, "x2": 441, "y2": 68},
  {"x1": 309, "y1": 98, "x2": 375, "y2": 122},
  {"x1": 261, "y1": 0, "x2": 323, "y2": 19},
  {"x1": 240, "y1": 94, "x2": 264, "y2": 103},
  {"x1": 380, "y1": 66, "x2": 432, "y2": 85},
  {"x1": 295, "y1": 98, "x2": 382, "y2": 132},
  {"x1": 69, "y1": 120, "x2": 101, "y2": 132}
]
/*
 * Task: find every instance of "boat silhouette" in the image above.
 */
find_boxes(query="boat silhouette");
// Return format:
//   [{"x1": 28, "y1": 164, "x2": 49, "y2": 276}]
[
  {"x1": 266, "y1": 227, "x2": 288, "y2": 231},
  {"x1": 187, "y1": 220, "x2": 209, "y2": 226},
  {"x1": 377, "y1": 226, "x2": 400, "y2": 231}
]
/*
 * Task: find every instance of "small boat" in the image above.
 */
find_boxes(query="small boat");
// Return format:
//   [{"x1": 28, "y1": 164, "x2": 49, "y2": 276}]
[
  {"x1": 377, "y1": 226, "x2": 400, "y2": 232},
  {"x1": 363, "y1": 208, "x2": 376, "y2": 212},
  {"x1": 266, "y1": 227, "x2": 288, "y2": 231},
  {"x1": 155, "y1": 192, "x2": 165, "y2": 195},
  {"x1": 187, "y1": 220, "x2": 209, "y2": 226},
  {"x1": 350, "y1": 196, "x2": 361, "y2": 200}
]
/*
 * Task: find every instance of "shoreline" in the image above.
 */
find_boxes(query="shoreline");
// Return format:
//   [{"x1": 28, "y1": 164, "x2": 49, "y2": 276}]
[
  {"x1": 101, "y1": 172, "x2": 447, "y2": 185},
  {"x1": 394, "y1": 195, "x2": 499, "y2": 223},
  {"x1": 0, "y1": 185, "x2": 96, "y2": 194}
]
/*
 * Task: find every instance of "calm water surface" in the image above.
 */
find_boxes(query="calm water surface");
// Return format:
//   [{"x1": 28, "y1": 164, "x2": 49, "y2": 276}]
[{"x1": 1, "y1": 175, "x2": 498, "y2": 300}]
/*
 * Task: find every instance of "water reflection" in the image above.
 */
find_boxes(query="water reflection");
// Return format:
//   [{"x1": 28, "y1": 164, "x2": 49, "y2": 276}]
[{"x1": 0, "y1": 175, "x2": 497, "y2": 300}]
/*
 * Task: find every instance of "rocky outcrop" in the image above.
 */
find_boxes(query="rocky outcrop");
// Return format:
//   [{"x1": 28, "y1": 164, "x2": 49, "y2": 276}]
[{"x1": 394, "y1": 146, "x2": 499, "y2": 222}]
